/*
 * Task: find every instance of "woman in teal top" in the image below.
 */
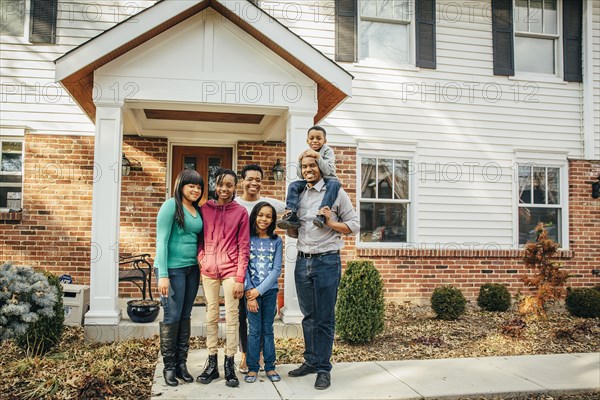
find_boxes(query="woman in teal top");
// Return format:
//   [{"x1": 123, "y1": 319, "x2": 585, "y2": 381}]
[{"x1": 155, "y1": 169, "x2": 204, "y2": 387}]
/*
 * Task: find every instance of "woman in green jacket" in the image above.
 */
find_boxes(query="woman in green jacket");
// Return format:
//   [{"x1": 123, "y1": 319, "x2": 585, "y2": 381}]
[{"x1": 155, "y1": 169, "x2": 204, "y2": 387}]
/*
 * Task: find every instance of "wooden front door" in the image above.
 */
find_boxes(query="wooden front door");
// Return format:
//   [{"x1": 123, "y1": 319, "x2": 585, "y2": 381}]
[{"x1": 171, "y1": 146, "x2": 232, "y2": 205}]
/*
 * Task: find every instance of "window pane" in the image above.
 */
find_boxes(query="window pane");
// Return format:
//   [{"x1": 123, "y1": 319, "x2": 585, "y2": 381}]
[
  {"x1": 377, "y1": 0, "x2": 394, "y2": 19},
  {"x1": 360, "y1": 21, "x2": 409, "y2": 64},
  {"x1": 532, "y1": 167, "x2": 546, "y2": 204},
  {"x1": 0, "y1": 0, "x2": 25, "y2": 36},
  {"x1": 519, "y1": 165, "x2": 532, "y2": 204},
  {"x1": 184, "y1": 156, "x2": 197, "y2": 171},
  {"x1": 547, "y1": 167, "x2": 560, "y2": 205},
  {"x1": 378, "y1": 159, "x2": 393, "y2": 199},
  {"x1": 519, "y1": 207, "x2": 560, "y2": 244},
  {"x1": 0, "y1": 187, "x2": 22, "y2": 209},
  {"x1": 515, "y1": 0, "x2": 529, "y2": 32},
  {"x1": 360, "y1": 202, "x2": 407, "y2": 243},
  {"x1": 529, "y1": 0, "x2": 543, "y2": 33},
  {"x1": 361, "y1": 158, "x2": 377, "y2": 198},
  {"x1": 207, "y1": 157, "x2": 221, "y2": 201},
  {"x1": 1, "y1": 153, "x2": 22, "y2": 172},
  {"x1": 361, "y1": 0, "x2": 377, "y2": 18},
  {"x1": 515, "y1": 36, "x2": 555, "y2": 74},
  {"x1": 543, "y1": 0, "x2": 557, "y2": 34},
  {"x1": 393, "y1": 160, "x2": 409, "y2": 199},
  {"x1": 393, "y1": 0, "x2": 410, "y2": 21}
]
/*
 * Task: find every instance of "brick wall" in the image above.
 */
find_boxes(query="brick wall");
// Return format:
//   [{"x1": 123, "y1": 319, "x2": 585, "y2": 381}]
[
  {"x1": 0, "y1": 135, "x2": 95, "y2": 283},
  {"x1": 0, "y1": 135, "x2": 168, "y2": 298},
  {"x1": 119, "y1": 137, "x2": 168, "y2": 297}
]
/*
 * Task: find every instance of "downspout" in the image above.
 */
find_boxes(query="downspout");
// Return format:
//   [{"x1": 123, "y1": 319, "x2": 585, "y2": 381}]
[{"x1": 582, "y1": 0, "x2": 595, "y2": 160}]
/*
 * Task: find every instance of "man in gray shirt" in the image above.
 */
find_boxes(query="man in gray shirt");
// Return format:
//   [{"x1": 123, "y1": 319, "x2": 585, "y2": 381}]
[{"x1": 285, "y1": 155, "x2": 359, "y2": 390}]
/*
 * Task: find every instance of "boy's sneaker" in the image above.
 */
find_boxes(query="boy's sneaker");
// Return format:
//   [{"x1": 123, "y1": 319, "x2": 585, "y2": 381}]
[
  {"x1": 313, "y1": 215, "x2": 326, "y2": 229},
  {"x1": 277, "y1": 212, "x2": 301, "y2": 229}
]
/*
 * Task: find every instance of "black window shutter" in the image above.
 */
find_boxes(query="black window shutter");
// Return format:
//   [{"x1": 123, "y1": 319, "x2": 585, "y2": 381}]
[
  {"x1": 563, "y1": 0, "x2": 582, "y2": 82},
  {"x1": 30, "y1": 0, "x2": 58, "y2": 44},
  {"x1": 491, "y1": 0, "x2": 514, "y2": 76},
  {"x1": 335, "y1": 0, "x2": 357, "y2": 62},
  {"x1": 415, "y1": 0, "x2": 436, "y2": 69}
]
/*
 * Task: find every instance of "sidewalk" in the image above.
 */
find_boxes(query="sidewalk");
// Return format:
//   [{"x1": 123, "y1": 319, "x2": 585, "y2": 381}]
[{"x1": 150, "y1": 351, "x2": 600, "y2": 399}]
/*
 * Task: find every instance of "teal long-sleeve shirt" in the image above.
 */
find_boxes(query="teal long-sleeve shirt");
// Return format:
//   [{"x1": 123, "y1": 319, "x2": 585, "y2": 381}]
[{"x1": 155, "y1": 198, "x2": 203, "y2": 278}]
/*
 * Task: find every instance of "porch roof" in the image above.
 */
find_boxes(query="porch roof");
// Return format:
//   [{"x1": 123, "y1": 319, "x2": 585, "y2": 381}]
[{"x1": 54, "y1": 0, "x2": 353, "y2": 124}]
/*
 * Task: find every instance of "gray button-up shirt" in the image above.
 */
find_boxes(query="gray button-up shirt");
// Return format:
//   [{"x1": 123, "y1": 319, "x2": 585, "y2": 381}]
[{"x1": 293, "y1": 179, "x2": 359, "y2": 254}]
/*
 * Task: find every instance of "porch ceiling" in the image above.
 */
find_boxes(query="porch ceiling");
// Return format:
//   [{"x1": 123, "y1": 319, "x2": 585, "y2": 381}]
[{"x1": 55, "y1": 0, "x2": 353, "y2": 127}]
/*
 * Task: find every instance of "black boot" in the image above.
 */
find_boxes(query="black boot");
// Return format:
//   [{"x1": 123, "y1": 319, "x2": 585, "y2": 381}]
[
  {"x1": 175, "y1": 319, "x2": 193, "y2": 383},
  {"x1": 159, "y1": 322, "x2": 179, "y2": 387},
  {"x1": 224, "y1": 355, "x2": 239, "y2": 387},
  {"x1": 196, "y1": 353, "x2": 219, "y2": 384}
]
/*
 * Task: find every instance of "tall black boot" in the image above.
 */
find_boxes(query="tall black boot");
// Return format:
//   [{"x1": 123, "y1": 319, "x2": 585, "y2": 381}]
[
  {"x1": 175, "y1": 318, "x2": 193, "y2": 383},
  {"x1": 159, "y1": 322, "x2": 179, "y2": 387},
  {"x1": 224, "y1": 355, "x2": 239, "y2": 387},
  {"x1": 196, "y1": 353, "x2": 219, "y2": 384}
]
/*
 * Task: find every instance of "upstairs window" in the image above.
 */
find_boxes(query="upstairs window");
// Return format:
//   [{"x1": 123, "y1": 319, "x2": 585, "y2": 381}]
[
  {"x1": 514, "y1": 0, "x2": 559, "y2": 74},
  {"x1": 359, "y1": 0, "x2": 412, "y2": 64}
]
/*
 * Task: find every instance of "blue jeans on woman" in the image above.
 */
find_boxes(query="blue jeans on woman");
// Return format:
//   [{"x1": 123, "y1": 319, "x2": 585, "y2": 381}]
[
  {"x1": 247, "y1": 288, "x2": 278, "y2": 373},
  {"x1": 156, "y1": 265, "x2": 200, "y2": 324},
  {"x1": 294, "y1": 252, "x2": 341, "y2": 373}
]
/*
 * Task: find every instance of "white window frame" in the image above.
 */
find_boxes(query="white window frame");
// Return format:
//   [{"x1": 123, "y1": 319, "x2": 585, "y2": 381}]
[
  {"x1": 513, "y1": 0, "x2": 563, "y2": 78},
  {"x1": 357, "y1": 0, "x2": 416, "y2": 69},
  {"x1": 356, "y1": 147, "x2": 416, "y2": 249},
  {"x1": 513, "y1": 152, "x2": 568, "y2": 249},
  {"x1": 0, "y1": 0, "x2": 31, "y2": 42},
  {"x1": 0, "y1": 137, "x2": 24, "y2": 212}
]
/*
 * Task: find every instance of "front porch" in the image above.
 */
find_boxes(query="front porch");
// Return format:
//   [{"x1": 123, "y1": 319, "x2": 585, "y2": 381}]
[{"x1": 54, "y1": 0, "x2": 352, "y2": 341}]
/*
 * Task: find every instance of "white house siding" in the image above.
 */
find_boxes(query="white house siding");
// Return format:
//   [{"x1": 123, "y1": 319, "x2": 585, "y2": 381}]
[
  {"x1": 594, "y1": 0, "x2": 600, "y2": 158},
  {"x1": 0, "y1": 0, "x2": 156, "y2": 136},
  {"x1": 271, "y1": 0, "x2": 590, "y2": 248}
]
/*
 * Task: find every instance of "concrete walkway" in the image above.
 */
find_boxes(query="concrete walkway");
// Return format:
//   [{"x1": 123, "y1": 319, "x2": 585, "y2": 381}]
[{"x1": 150, "y1": 351, "x2": 600, "y2": 399}]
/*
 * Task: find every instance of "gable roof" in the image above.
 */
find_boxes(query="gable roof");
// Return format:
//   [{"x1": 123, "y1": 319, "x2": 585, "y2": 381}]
[{"x1": 55, "y1": 0, "x2": 353, "y2": 124}]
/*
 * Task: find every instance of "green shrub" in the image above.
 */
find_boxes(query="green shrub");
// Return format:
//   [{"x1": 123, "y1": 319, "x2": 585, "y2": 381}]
[
  {"x1": 431, "y1": 285, "x2": 466, "y2": 320},
  {"x1": 336, "y1": 260, "x2": 384, "y2": 344},
  {"x1": 15, "y1": 271, "x2": 65, "y2": 356},
  {"x1": 565, "y1": 287, "x2": 600, "y2": 319},
  {"x1": 477, "y1": 283, "x2": 511, "y2": 312}
]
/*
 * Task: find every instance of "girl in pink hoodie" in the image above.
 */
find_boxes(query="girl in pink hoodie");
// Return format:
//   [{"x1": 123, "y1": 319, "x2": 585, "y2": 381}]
[{"x1": 196, "y1": 168, "x2": 250, "y2": 388}]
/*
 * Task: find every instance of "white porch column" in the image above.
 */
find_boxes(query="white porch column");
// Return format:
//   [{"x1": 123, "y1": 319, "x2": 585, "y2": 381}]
[
  {"x1": 85, "y1": 102, "x2": 124, "y2": 330},
  {"x1": 281, "y1": 111, "x2": 314, "y2": 324}
]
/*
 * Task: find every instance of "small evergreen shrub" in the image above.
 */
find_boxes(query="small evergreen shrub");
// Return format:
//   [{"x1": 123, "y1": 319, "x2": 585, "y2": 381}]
[
  {"x1": 565, "y1": 287, "x2": 600, "y2": 319},
  {"x1": 430, "y1": 285, "x2": 466, "y2": 320},
  {"x1": 15, "y1": 271, "x2": 64, "y2": 355},
  {"x1": 336, "y1": 260, "x2": 385, "y2": 344},
  {"x1": 0, "y1": 263, "x2": 64, "y2": 355},
  {"x1": 477, "y1": 283, "x2": 511, "y2": 312}
]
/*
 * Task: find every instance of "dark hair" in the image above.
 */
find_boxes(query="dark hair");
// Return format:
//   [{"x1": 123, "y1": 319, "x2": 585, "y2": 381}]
[
  {"x1": 173, "y1": 169, "x2": 204, "y2": 229},
  {"x1": 213, "y1": 168, "x2": 238, "y2": 200},
  {"x1": 307, "y1": 125, "x2": 326, "y2": 137},
  {"x1": 241, "y1": 164, "x2": 264, "y2": 179},
  {"x1": 249, "y1": 201, "x2": 278, "y2": 239}
]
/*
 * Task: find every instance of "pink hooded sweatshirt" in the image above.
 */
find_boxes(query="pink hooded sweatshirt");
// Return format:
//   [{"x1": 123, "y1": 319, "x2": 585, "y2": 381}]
[{"x1": 198, "y1": 199, "x2": 250, "y2": 283}]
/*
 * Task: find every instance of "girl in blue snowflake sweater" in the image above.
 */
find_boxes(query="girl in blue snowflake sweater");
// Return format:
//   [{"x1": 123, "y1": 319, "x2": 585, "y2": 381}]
[{"x1": 244, "y1": 201, "x2": 283, "y2": 383}]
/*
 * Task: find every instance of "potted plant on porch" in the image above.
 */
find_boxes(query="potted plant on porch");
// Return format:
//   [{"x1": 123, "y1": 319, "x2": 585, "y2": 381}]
[{"x1": 127, "y1": 299, "x2": 160, "y2": 323}]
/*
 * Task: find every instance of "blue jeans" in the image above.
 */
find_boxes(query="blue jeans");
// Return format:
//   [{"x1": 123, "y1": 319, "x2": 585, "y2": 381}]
[
  {"x1": 247, "y1": 288, "x2": 278, "y2": 373},
  {"x1": 156, "y1": 265, "x2": 200, "y2": 324},
  {"x1": 286, "y1": 178, "x2": 341, "y2": 212},
  {"x1": 294, "y1": 252, "x2": 341, "y2": 373}
]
